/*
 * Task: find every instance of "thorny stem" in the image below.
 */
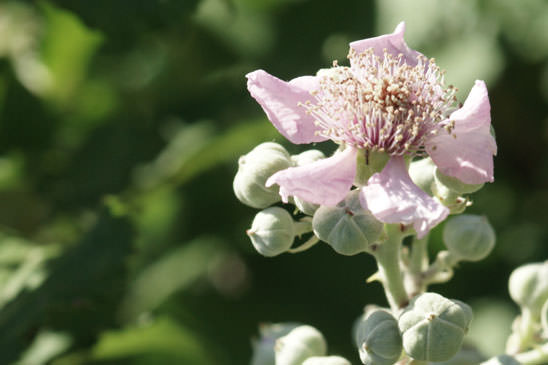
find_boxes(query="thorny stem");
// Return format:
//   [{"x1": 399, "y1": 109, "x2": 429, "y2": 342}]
[
  {"x1": 515, "y1": 341, "x2": 548, "y2": 364},
  {"x1": 373, "y1": 224, "x2": 410, "y2": 312}
]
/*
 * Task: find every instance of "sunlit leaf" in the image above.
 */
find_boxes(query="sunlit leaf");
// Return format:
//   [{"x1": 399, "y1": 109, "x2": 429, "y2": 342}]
[
  {"x1": 40, "y1": 2, "x2": 103, "y2": 105},
  {"x1": 173, "y1": 118, "x2": 279, "y2": 185},
  {"x1": 92, "y1": 316, "x2": 211, "y2": 364},
  {"x1": 120, "y1": 236, "x2": 226, "y2": 321},
  {"x1": 17, "y1": 330, "x2": 72, "y2": 365}
]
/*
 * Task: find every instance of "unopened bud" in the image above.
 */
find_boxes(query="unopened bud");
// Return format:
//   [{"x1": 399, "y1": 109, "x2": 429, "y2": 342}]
[
  {"x1": 312, "y1": 190, "x2": 383, "y2": 256},
  {"x1": 234, "y1": 142, "x2": 292, "y2": 209},
  {"x1": 251, "y1": 323, "x2": 301, "y2": 365},
  {"x1": 247, "y1": 207, "x2": 295, "y2": 257},
  {"x1": 355, "y1": 310, "x2": 402, "y2": 365},
  {"x1": 435, "y1": 168, "x2": 484, "y2": 195},
  {"x1": 302, "y1": 356, "x2": 351, "y2": 365},
  {"x1": 431, "y1": 180, "x2": 465, "y2": 214},
  {"x1": 508, "y1": 261, "x2": 548, "y2": 314},
  {"x1": 275, "y1": 325, "x2": 327, "y2": 365},
  {"x1": 291, "y1": 149, "x2": 325, "y2": 166},
  {"x1": 409, "y1": 157, "x2": 436, "y2": 195},
  {"x1": 480, "y1": 355, "x2": 520, "y2": 365},
  {"x1": 399, "y1": 293, "x2": 472, "y2": 362},
  {"x1": 452, "y1": 299, "x2": 474, "y2": 329},
  {"x1": 443, "y1": 215, "x2": 496, "y2": 262},
  {"x1": 291, "y1": 150, "x2": 325, "y2": 215}
]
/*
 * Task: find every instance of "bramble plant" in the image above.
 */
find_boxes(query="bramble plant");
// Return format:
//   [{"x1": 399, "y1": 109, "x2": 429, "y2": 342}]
[{"x1": 235, "y1": 23, "x2": 548, "y2": 365}]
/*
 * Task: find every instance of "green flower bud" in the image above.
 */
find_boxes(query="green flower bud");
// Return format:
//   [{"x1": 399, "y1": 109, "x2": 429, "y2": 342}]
[
  {"x1": 302, "y1": 356, "x2": 351, "y2": 365},
  {"x1": 291, "y1": 150, "x2": 325, "y2": 215},
  {"x1": 480, "y1": 355, "x2": 520, "y2": 365},
  {"x1": 355, "y1": 310, "x2": 402, "y2": 365},
  {"x1": 352, "y1": 306, "x2": 391, "y2": 348},
  {"x1": 234, "y1": 142, "x2": 292, "y2": 209},
  {"x1": 294, "y1": 197, "x2": 319, "y2": 216},
  {"x1": 312, "y1": 190, "x2": 383, "y2": 256},
  {"x1": 247, "y1": 207, "x2": 295, "y2": 257},
  {"x1": 291, "y1": 149, "x2": 325, "y2": 166},
  {"x1": 251, "y1": 323, "x2": 301, "y2": 365},
  {"x1": 399, "y1": 293, "x2": 472, "y2": 362},
  {"x1": 275, "y1": 325, "x2": 327, "y2": 365},
  {"x1": 431, "y1": 178, "x2": 469, "y2": 214},
  {"x1": 508, "y1": 261, "x2": 548, "y2": 314},
  {"x1": 452, "y1": 299, "x2": 474, "y2": 330},
  {"x1": 443, "y1": 215, "x2": 496, "y2": 262},
  {"x1": 409, "y1": 157, "x2": 436, "y2": 195},
  {"x1": 435, "y1": 168, "x2": 484, "y2": 195},
  {"x1": 432, "y1": 346, "x2": 484, "y2": 365}
]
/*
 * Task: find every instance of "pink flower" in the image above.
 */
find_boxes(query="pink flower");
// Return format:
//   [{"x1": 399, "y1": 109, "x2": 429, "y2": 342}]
[{"x1": 246, "y1": 22, "x2": 496, "y2": 238}]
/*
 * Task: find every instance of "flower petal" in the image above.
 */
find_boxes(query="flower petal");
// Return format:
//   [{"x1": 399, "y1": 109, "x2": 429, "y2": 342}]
[
  {"x1": 349, "y1": 22, "x2": 422, "y2": 66},
  {"x1": 266, "y1": 148, "x2": 357, "y2": 206},
  {"x1": 360, "y1": 156, "x2": 449, "y2": 238},
  {"x1": 246, "y1": 70, "x2": 327, "y2": 144},
  {"x1": 425, "y1": 80, "x2": 496, "y2": 184}
]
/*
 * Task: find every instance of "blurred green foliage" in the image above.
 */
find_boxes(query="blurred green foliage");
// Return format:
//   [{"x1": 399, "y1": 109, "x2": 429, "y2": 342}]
[{"x1": 0, "y1": 0, "x2": 546, "y2": 364}]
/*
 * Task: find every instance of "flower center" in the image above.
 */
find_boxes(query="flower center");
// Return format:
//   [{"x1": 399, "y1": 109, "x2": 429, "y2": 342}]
[{"x1": 303, "y1": 48, "x2": 457, "y2": 156}]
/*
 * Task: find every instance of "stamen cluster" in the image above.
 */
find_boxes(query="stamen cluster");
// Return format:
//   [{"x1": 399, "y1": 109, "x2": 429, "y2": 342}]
[{"x1": 304, "y1": 48, "x2": 458, "y2": 155}]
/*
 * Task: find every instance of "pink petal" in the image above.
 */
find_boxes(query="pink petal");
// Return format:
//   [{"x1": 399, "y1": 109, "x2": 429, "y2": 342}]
[
  {"x1": 425, "y1": 80, "x2": 496, "y2": 184},
  {"x1": 266, "y1": 148, "x2": 357, "y2": 206},
  {"x1": 246, "y1": 70, "x2": 328, "y2": 144},
  {"x1": 349, "y1": 22, "x2": 423, "y2": 66},
  {"x1": 360, "y1": 156, "x2": 449, "y2": 238}
]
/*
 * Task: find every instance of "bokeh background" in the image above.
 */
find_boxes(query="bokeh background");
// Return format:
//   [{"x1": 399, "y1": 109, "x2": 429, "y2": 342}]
[{"x1": 0, "y1": 0, "x2": 547, "y2": 364}]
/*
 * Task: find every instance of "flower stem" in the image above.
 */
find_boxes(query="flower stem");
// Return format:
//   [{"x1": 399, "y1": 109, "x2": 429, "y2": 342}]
[
  {"x1": 513, "y1": 308, "x2": 538, "y2": 353},
  {"x1": 408, "y1": 361, "x2": 428, "y2": 365},
  {"x1": 409, "y1": 235, "x2": 429, "y2": 273},
  {"x1": 515, "y1": 341, "x2": 548, "y2": 364},
  {"x1": 405, "y1": 234, "x2": 429, "y2": 296},
  {"x1": 288, "y1": 236, "x2": 319, "y2": 253},
  {"x1": 294, "y1": 219, "x2": 312, "y2": 236},
  {"x1": 373, "y1": 225, "x2": 409, "y2": 312},
  {"x1": 420, "y1": 250, "x2": 458, "y2": 286}
]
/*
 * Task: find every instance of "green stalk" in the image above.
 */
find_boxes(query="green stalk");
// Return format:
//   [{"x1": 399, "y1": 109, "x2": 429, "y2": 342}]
[
  {"x1": 373, "y1": 225, "x2": 409, "y2": 312},
  {"x1": 515, "y1": 342, "x2": 548, "y2": 364},
  {"x1": 516, "y1": 308, "x2": 538, "y2": 352},
  {"x1": 405, "y1": 234, "x2": 429, "y2": 296},
  {"x1": 409, "y1": 234, "x2": 429, "y2": 274}
]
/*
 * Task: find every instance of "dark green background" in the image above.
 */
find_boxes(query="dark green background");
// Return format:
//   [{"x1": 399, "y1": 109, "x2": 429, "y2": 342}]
[{"x1": 0, "y1": 0, "x2": 547, "y2": 363}]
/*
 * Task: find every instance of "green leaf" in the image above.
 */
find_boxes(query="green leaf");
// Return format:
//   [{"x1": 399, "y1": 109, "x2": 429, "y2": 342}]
[
  {"x1": 119, "y1": 236, "x2": 226, "y2": 321},
  {"x1": 0, "y1": 209, "x2": 133, "y2": 363},
  {"x1": 91, "y1": 316, "x2": 211, "y2": 364},
  {"x1": 40, "y1": 1, "x2": 103, "y2": 105}
]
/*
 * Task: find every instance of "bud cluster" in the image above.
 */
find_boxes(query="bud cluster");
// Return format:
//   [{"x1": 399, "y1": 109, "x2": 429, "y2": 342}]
[
  {"x1": 237, "y1": 22, "x2": 504, "y2": 365},
  {"x1": 505, "y1": 261, "x2": 548, "y2": 355},
  {"x1": 236, "y1": 141, "x2": 500, "y2": 364},
  {"x1": 409, "y1": 157, "x2": 484, "y2": 214},
  {"x1": 252, "y1": 323, "x2": 351, "y2": 365},
  {"x1": 235, "y1": 142, "x2": 386, "y2": 258},
  {"x1": 234, "y1": 142, "x2": 325, "y2": 257}
]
